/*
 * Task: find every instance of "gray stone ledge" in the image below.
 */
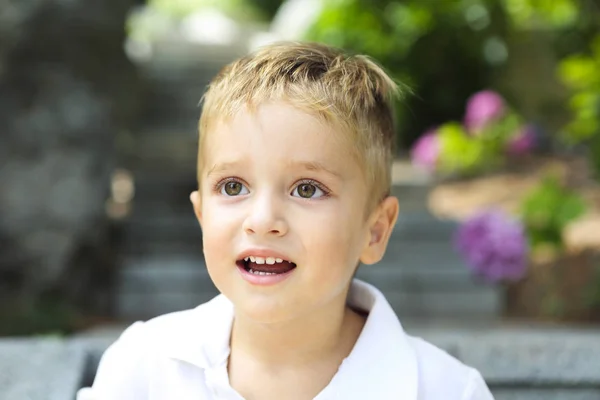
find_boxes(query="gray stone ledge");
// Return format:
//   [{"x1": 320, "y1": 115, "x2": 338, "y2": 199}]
[
  {"x1": 493, "y1": 390, "x2": 600, "y2": 400},
  {"x1": 0, "y1": 338, "x2": 87, "y2": 400},
  {"x1": 410, "y1": 325, "x2": 600, "y2": 385},
  {"x1": 2, "y1": 325, "x2": 600, "y2": 399}
]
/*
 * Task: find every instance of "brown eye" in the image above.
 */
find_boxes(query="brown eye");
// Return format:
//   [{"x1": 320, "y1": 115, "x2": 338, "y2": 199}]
[
  {"x1": 297, "y1": 184, "x2": 316, "y2": 198},
  {"x1": 293, "y1": 182, "x2": 326, "y2": 199},
  {"x1": 221, "y1": 181, "x2": 247, "y2": 196}
]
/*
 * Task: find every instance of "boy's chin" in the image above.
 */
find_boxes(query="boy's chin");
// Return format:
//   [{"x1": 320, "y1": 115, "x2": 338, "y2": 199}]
[{"x1": 232, "y1": 295, "x2": 303, "y2": 324}]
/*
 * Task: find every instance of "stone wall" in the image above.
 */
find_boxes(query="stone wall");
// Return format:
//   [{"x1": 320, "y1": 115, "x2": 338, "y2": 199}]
[
  {"x1": 0, "y1": 0, "x2": 141, "y2": 334},
  {"x1": 2, "y1": 326, "x2": 599, "y2": 399}
]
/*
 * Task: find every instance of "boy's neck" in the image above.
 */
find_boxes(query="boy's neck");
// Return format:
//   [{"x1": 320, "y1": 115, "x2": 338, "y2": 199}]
[{"x1": 229, "y1": 295, "x2": 366, "y2": 368}]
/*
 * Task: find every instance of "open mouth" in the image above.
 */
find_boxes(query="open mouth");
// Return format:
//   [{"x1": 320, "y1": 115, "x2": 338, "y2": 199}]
[{"x1": 236, "y1": 256, "x2": 297, "y2": 276}]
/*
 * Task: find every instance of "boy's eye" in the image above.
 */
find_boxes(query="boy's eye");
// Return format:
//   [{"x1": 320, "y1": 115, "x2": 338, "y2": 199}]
[
  {"x1": 292, "y1": 182, "x2": 325, "y2": 199},
  {"x1": 221, "y1": 181, "x2": 249, "y2": 196}
]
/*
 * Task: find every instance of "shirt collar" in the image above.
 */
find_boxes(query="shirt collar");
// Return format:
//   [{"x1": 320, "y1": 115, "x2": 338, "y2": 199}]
[
  {"x1": 163, "y1": 294, "x2": 234, "y2": 368},
  {"x1": 328, "y1": 279, "x2": 418, "y2": 399},
  {"x1": 165, "y1": 279, "x2": 418, "y2": 399}
]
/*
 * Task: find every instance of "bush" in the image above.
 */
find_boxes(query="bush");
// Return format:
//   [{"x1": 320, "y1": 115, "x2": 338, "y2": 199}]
[
  {"x1": 520, "y1": 175, "x2": 587, "y2": 250},
  {"x1": 306, "y1": 0, "x2": 599, "y2": 150}
]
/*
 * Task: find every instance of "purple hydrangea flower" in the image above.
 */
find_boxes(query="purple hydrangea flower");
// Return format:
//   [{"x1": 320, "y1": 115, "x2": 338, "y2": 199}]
[
  {"x1": 506, "y1": 125, "x2": 536, "y2": 155},
  {"x1": 410, "y1": 129, "x2": 440, "y2": 171},
  {"x1": 455, "y1": 209, "x2": 529, "y2": 282},
  {"x1": 464, "y1": 90, "x2": 505, "y2": 134}
]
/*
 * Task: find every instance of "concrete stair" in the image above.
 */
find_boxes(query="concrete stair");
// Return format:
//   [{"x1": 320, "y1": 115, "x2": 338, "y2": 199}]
[
  {"x1": 111, "y1": 46, "x2": 231, "y2": 320},
  {"x1": 357, "y1": 212, "x2": 502, "y2": 320},
  {"x1": 113, "y1": 211, "x2": 502, "y2": 321}
]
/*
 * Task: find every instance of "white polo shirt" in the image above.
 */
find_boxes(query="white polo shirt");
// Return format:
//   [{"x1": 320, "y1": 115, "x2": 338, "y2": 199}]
[{"x1": 80, "y1": 280, "x2": 494, "y2": 399}]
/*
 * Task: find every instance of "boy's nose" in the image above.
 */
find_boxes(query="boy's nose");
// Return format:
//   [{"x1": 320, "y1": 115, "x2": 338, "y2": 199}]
[{"x1": 242, "y1": 194, "x2": 288, "y2": 237}]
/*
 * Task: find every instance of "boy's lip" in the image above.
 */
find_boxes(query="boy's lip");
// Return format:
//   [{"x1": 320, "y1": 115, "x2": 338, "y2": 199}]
[{"x1": 236, "y1": 248, "x2": 294, "y2": 264}]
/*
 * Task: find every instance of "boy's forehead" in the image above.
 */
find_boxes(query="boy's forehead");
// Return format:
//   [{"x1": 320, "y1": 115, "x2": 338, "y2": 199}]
[{"x1": 201, "y1": 103, "x2": 360, "y2": 165}]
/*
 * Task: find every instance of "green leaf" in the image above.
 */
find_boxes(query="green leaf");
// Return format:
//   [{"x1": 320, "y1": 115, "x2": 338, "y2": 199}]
[
  {"x1": 520, "y1": 176, "x2": 587, "y2": 248},
  {"x1": 437, "y1": 122, "x2": 494, "y2": 175},
  {"x1": 559, "y1": 56, "x2": 600, "y2": 90}
]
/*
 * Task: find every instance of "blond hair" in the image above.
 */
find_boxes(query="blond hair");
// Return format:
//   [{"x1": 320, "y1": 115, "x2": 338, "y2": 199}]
[{"x1": 198, "y1": 41, "x2": 402, "y2": 210}]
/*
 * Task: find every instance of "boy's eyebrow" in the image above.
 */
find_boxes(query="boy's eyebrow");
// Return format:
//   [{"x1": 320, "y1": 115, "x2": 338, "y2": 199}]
[
  {"x1": 206, "y1": 161, "x2": 241, "y2": 177},
  {"x1": 206, "y1": 160, "x2": 343, "y2": 178},
  {"x1": 288, "y1": 160, "x2": 343, "y2": 178}
]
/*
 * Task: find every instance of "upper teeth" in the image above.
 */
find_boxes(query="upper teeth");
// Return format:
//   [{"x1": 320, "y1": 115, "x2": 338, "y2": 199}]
[{"x1": 245, "y1": 256, "x2": 285, "y2": 264}]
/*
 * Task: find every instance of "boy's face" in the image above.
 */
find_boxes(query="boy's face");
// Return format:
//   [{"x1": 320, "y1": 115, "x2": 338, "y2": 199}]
[{"x1": 192, "y1": 102, "x2": 397, "y2": 323}]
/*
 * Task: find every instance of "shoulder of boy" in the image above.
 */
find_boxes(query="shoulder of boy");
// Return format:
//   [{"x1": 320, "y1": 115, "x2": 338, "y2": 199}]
[
  {"x1": 79, "y1": 300, "x2": 220, "y2": 399},
  {"x1": 407, "y1": 336, "x2": 495, "y2": 400}
]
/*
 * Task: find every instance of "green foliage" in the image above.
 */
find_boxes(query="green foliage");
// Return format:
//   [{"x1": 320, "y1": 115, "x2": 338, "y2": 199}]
[
  {"x1": 436, "y1": 122, "x2": 493, "y2": 175},
  {"x1": 558, "y1": 36, "x2": 600, "y2": 141},
  {"x1": 434, "y1": 113, "x2": 524, "y2": 176},
  {"x1": 413, "y1": 88, "x2": 530, "y2": 177},
  {"x1": 307, "y1": 0, "x2": 435, "y2": 63},
  {"x1": 501, "y1": 0, "x2": 579, "y2": 29},
  {"x1": 591, "y1": 135, "x2": 600, "y2": 179},
  {"x1": 247, "y1": 0, "x2": 284, "y2": 20},
  {"x1": 305, "y1": 0, "x2": 493, "y2": 146},
  {"x1": 306, "y1": 0, "x2": 599, "y2": 150},
  {"x1": 520, "y1": 176, "x2": 587, "y2": 249},
  {"x1": 557, "y1": 34, "x2": 600, "y2": 179},
  {"x1": 127, "y1": 0, "x2": 274, "y2": 43},
  {"x1": 0, "y1": 295, "x2": 81, "y2": 337},
  {"x1": 149, "y1": 0, "x2": 266, "y2": 21},
  {"x1": 581, "y1": 263, "x2": 600, "y2": 309}
]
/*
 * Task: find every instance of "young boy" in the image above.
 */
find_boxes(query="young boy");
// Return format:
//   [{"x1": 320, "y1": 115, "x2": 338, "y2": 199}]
[{"x1": 81, "y1": 42, "x2": 494, "y2": 399}]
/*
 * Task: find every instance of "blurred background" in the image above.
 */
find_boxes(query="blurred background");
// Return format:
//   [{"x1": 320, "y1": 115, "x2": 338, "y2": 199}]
[{"x1": 1, "y1": 0, "x2": 599, "y2": 339}]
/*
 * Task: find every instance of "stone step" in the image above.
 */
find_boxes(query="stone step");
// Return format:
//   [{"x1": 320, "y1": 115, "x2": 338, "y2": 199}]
[
  {"x1": 115, "y1": 255, "x2": 486, "y2": 293},
  {"x1": 112, "y1": 180, "x2": 500, "y2": 320},
  {"x1": 382, "y1": 240, "x2": 465, "y2": 272},
  {"x1": 116, "y1": 211, "x2": 468, "y2": 272},
  {"x1": 117, "y1": 255, "x2": 211, "y2": 293},
  {"x1": 141, "y1": 68, "x2": 220, "y2": 86},
  {"x1": 119, "y1": 239, "x2": 202, "y2": 257},
  {"x1": 128, "y1": 201, "x2": 195, "y2": 221},
  {"x1": 123, "y1": 131, "x2": 198, "y2": 162},
  {"x1": 113, "y1": 251, "x2": 500, "y2": 320},
  {"x1": 119, "y1": 215, "x2": 202, "y2": 248},
  {"x1": 124, "y1": 199, "x2": 450, "y2": 231},
  {"x1": 115, "y1": 290, "x2": 219, "y2": 320},
  {"x1": 383, "y1": 288, "x2": 502, "y2": 319},
  {"x1": 121, "y1": 136, "x2": 198, "y2": 172},
  {"x1": 117, "y1": 214, "x2": 462, "y2": 264},
  {"x1": 21, "y1": 326, "x2": 600, "y2": 400},
  {"x1": 132, "y1": 127, "x2": 198, "y2": 138},
  {"x1": 0, "y1": 340, "x2": 86, "y2": 400},
  {"x1": 390, "y1": 184, "x2": 432, "y2": 213},
  {"x1": 137, "y1": 112, "x2": 200, "y2": 134},
  {"x1": 142, "y1": 95, "x2": 203, "y2": 115},
  {"x1": 122, "y1": 212, "x2": 200, "y2": 230},
  {"x1": 114, "y1": 255, "x2": 215, "y2": 319},
  {"x1": 116, "y1": 254, "x2": 481, "y2": 294},
  {"x1": 141, "y1": 102, "x2": 202, "y2": 119},
  {"x1": 121, "y1": 159, "x2": 197, "y2": 178},
  {"x1": 141, "y1": 65, "x2": 222, "y2": 81},
  {"x1": 129, "y1": 175, "x2": 197, "y2": 208},
  {"x1": 134, "y1": 60, "x2": 224, "y2": 132},
  {"x1": 392, "y1": 212, "x2": 459, "y2": 240},
  {"x1": 114, "y1": 285, "x2": 500, "y2": 321},
  {"x1": 131, "y1": 167, "x2": 197, "y2": 185},
  {"x1": 357, "y1": 261, "x2": 483, "y2": 289},
  {"x1": 143, "y1": 82, "x2": 207, "y2": 106}
]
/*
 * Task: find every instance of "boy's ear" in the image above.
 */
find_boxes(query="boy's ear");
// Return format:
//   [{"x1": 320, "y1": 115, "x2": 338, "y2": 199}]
[
  {"x1": 360, "y1": 196, "x2": 399, "y2": 265},
  {"x1": 190, "y1": 191, "x2": 203, "y2": 225}
]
